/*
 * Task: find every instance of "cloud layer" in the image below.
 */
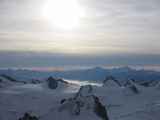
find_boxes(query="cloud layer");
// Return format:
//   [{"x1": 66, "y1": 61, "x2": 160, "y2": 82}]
[{"x1": 0, "y1": 0, "x2": 160, "y2": 67}]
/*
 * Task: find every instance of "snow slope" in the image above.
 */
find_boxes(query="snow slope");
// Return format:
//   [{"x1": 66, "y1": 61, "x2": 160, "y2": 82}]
[{"x1": 0, "y1": 79, "x2": 160, "y2": 120}]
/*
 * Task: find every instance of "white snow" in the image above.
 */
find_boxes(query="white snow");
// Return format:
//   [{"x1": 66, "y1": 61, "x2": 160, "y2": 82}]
[{"x1": 0, "y1": 79, "x2": 160, "y2": 120}]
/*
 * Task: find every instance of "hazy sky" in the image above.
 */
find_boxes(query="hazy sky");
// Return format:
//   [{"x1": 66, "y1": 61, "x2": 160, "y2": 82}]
[{"x1": 0, "y1": 0, "x2": 160, "y2": 67}]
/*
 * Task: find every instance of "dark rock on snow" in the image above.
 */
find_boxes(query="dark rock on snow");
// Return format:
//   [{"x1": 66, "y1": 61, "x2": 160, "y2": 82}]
[
  {"x1": 47, "y1": 77, "x2": 58, "y2": 89},
  {"x1": 103, "y1": 76, "x2": 121, "y2": 87},
  {"x1": 18, "y1": 112, "x2": 39, "y2": 120},
  {"x1": 57, "y1": 78, "x2": 69, "y2": 84},
  {"x1": 47, "y1": 77, "x2": 69, "y2": 89},
  {"x1": 94, "y1": 96, "x2": 109, "y2": 120},
  {"x1": 31, "y1": 79, "x2": 41, "y2": 84},
  {"x1": 1, "y1": 74, "x2": 17, "y2": 82},
  {"x1": 74, "y1": 85, "x2": 93, "y2": 98},
  {"x1": 124, "y1": 79, "x2": 140, "y2": 94},
  {"x1": 59, "y1": 85, "x2": 109, "y2": 120}
]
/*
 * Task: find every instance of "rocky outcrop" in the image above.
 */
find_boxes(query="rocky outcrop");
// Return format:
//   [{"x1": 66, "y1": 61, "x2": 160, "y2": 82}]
[
  {"x1": 139, "y1": 80, "x2": 159, "y2": 87},
  {"x1": 18, "y1": 112, "x2": 39, "y2": 120},
  {"x1": 0, "y1": 78, "x2": 2, "y2": 88},
  {"x1": 31, "y1": 79, "x2": 41, "y2": 84},
  {"x1": 94, "y1": 96, "x2": 109, "y2": 120},
  {"x1": 47, "y1": 77, "x2": 69, "y2": 89},
  {"x1": 1, "y1": 74, "x2": 17, "y2": 82},
  {"x1": 0, "y1": 78, "x2": 2, "y2": 82},
  {"x1": 47, "y1": 77, "x2": 58, "y2": 89},
  {"x1": 0, "y1": 75, "x2": 16, "y2": 88},
  {"x1": 0, "y1": 74, "x2": 26, "y2": 84},
  {"x1": 74, "y1": 85, "x2": 93, "y2": 98},
  {"x1": 103, "y1": 76, "x2": 121, "y2": 87},
  {"x1": 123, "y1": 80, "x2": 140, "y2": 95},
  {"x1": 59, "y1": 85, "x2": 109, "y2": 120},
  {"x1": 57, "y1": 78, "x2": 69, "y2": 84}
]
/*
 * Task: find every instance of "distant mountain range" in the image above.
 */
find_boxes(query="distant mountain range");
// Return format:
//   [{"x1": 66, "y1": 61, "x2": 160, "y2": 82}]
[{"x1": 1, "y1": 66, "x2": 160, "y2": 81}]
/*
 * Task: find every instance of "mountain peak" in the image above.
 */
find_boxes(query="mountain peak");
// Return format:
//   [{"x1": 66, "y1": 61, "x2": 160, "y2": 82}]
[
  {"x1": 115, "y1": 66, "x2": 133, "y2": 72},
  {"x1": 91, "y1": 67, "x2": 105, "y2": 71}
]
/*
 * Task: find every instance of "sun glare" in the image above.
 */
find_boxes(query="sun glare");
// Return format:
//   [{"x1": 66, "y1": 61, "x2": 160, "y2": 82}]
[{"x1": 43, "y1": 0, "x2": 85, "y2": 30}]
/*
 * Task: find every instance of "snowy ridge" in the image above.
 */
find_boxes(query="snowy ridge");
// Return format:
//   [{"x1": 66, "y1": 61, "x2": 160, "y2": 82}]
[{"x1": 0, "y1": 77, "x2": 160, "y2": 120}]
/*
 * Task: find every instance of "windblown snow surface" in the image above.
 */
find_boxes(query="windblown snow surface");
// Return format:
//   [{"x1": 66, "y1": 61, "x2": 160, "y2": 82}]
[{"x1": 0, "y1": 79, "x2": 160, "y2": 120}]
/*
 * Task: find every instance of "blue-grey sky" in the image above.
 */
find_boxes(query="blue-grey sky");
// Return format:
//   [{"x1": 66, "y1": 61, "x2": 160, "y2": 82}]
[{"x1": 0, "y1": 0, "x2": 160, "y2": 67}]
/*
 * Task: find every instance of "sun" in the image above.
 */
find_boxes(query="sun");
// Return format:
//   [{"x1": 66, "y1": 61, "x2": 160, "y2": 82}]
[{"x1": 43, "y1": 0, "x2": 85, "y2": 30}]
